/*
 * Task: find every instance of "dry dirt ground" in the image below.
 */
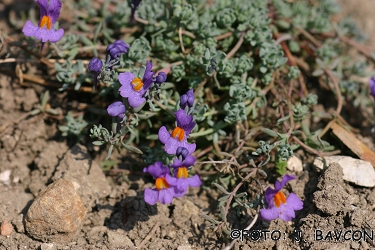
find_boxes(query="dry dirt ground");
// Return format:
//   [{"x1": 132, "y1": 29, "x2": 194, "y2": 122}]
[{"x1": 1, "y1": 1, "x2": 375, "y2": 250}]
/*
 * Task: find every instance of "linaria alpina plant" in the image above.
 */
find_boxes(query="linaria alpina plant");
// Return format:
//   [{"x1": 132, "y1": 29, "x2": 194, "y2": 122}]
[{"x1": 14, "y1": 0, "x2": 375, "y2": 247}]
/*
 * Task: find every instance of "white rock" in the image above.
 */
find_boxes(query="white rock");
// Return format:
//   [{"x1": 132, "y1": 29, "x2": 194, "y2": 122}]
[
  {"x1": 40, "y1": 243, "x2": 55, "y2": 250},
  {"x1": 177, "y1": 246, "x2": 193, "y2": 250},
  {"x1": 287, "y1": 156, "x2": 303, "y2": 172},
  {"x1": 0, "y1": 170, "x2": 11, "y2": 183},
  {"x1": 313, "y1": 156, "x2": 375, "y2": 187}
]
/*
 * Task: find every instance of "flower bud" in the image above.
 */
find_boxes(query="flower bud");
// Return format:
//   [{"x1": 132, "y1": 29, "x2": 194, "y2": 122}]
[
  {"x1": 155, "y1": 72, "x2": 167, "y2": 84},
  {"x1": 180, "y1": 89, "x2": 194, "y2": 109},
  {"x1": 106, "y1": 40, "x2": 130, "y2": 59},
  {"x1": 88, "y1": 57, "x2": 103, "y2": 73}
]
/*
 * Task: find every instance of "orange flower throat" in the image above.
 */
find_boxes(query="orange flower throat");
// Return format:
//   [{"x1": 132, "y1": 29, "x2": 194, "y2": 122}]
[
  {"x1": 171, "y1": 127, "x2": 185, "y2": 141},
  {"x1": 155, "y1": 177, "x2": 169, "y2": 190},
  {"x1": 131, "y1": 77, "x2": 143, "y2": 91},
  {"x1": 177, "y1": 167, "x2": 188, "y2": 179},
  {"x1": 274, "y1": 191, "x2": 286, "y2": 207},
  {"x1": 40, "y1": 15, "x2": 52, "y2": 30}
]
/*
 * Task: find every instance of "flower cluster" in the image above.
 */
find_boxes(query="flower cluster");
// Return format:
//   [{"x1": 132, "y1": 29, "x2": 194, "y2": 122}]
[
  {"x1": 143, "y1": 89, "x2": 201, "y2": 205},
  {"x1": 22, "y1": 0, "x2": 64, "y2": 44},
  {"x1": 107, "y1": 60, "x2": 166, "y2": 124},
  {"x1": 87, "y1": 40, "x2": 167, "y2": 119},
  {"x1": 88, "y1": 40, "x2": 130, "y2": 91},
  {"x1": 260, "y1": 175, "x2": 303, "y2": 221}
]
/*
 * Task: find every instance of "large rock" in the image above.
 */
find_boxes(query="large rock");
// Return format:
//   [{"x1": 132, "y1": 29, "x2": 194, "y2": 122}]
[
  {"x1": 51, "y1": 144, "x2": 111, "y2": 211},
  {"x1": 313, "y1": 156, "x2": 375, "y2": 187},
  {"x1": 25, "y1": 179, "x2": 86, "y2": 243}
]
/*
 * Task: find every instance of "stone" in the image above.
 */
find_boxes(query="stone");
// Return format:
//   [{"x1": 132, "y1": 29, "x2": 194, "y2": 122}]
[
  {"x1": 40, "y1": 243, "x2": 56, "y2": 250},
  {"x1": 12, "y1": 214, "x2": 25, "y2": 233},
  {"x1": 106, "y1": 229, "x2": 134, "y2": 248},
  {"x1": 51, "y1": 144, "x2": 111, "y2": 212},
  {"x1": 313, "y1": 156, "x2": 375, "y2": 187},
  {"x1": 287, "y1": 156, "x2": 303, "y2": 172},
  {"x1": 0, "y1": 220, "x2": 13, "y2": 236},
  {"x1": 25, "y1": 179, "x2": 86, "y2": 243},
  {"x1": 0, "y1": 170, "x2": 11, "y2": 184}
]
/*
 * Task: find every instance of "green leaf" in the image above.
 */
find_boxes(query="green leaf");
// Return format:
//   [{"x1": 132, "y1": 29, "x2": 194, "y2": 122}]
[
  {"x1": 218, "y1": 195, "x2": 230, "y2": 202},
  {"x1": 45, "y1": 108, "x2": 60, "y2": 116},
  {"x1": 106, "y1": 145, "x2": 114, "y2": 160},
  {"x1": 58, "y1": 125, "x2": 69, "y2": 132},
  {"x1": 30, "y1": 109, "x2": 41, "y2": 116},
  {"x1": 261, "y1": 128, "x2": 278, "y2": 137},
  {"x1": 312, "y1": 69, "x2": 324, "y2": 77},
  {"x1": 277, "y1": 115, "x2": 290, "y2": 124},
  {"x1": 41, "y1": 91, "x2": 50, "y2": 107},
  {"x1": 213, "y1": 183, "x2": 231, "y2": 195},
  {"x1": 146, "y1": 134, "x2": 159, "y2": 140},
  {"x1": 92, "y1": 141, "x2": 105, "y2": 146},
  {"x1": 121, "y1": 141, "x2": 143, "y2": 154}
]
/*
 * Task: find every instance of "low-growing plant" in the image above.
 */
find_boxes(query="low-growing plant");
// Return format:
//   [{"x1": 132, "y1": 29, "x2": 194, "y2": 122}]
[{"x1": 6, "y1": 0, "x2": 375, "y2": 247}]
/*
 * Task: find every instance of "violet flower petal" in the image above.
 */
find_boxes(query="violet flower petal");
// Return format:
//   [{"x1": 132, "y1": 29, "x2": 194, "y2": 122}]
[
  {"x1": 35, "y1": 27, "x2": 64, "y2": 43},
  {"x1": 128, "y1": 95, "x2": 146, "y2": 108},
  {"x1": 22, "y1": 21, "x2": 39, "y2": 37},
  {"x1": 274, "y1": 174, "x2": 295, "y2": 191},
  {"x1": 144, "y1": 188, "x2": 159, "y2": 205},
  {"x1": 158, "y1": 126, "x2": 170, "y2": 144},
  {"x1": 48, "y1": 0, "x2": 62, "y2": 23},
  {"x1": 163, "y1": 137, "x2": 196, "y2": 155},
  {"x1": 143, "y1": 162, "x2": 169, "y2": 178},
  {"x1": 175, "y1": 110, "x2": 195, "y2": 135},
  {"x1": 142, "y1": 61, "x2": 154, "y2": 90},
  {"x1": 158, "y1": 188, "x2": 175, "y2": 204},
  {"x1": 260, "y1": 206, "x2": 279, "y2": 221},
  {"x1": 286, "y1": 193, "x2": 304, "y2": 210},
  {"x1": 188, "y1": 174, "x2": 202, "y2": 187},
  {"x1": 107, "y1": 101, "x2": 125, "y2": 118},
  {"x1": 37, "y1": 0, "x2": 48, "y2": 18}
]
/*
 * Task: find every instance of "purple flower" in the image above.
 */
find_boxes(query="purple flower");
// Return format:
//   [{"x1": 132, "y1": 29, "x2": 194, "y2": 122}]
[
  {"x1": 158, "y1": 109, "x2": 196, "y2": 155},
  {"x1": 154, "y1": 72, "x2": 167, "y2": 84},
  {"x1": 370, "y1": 77, "x2": 375, "y2": 97},
  {"x1": 88, "y1": 57, "x2": 103, "y2": 90},
  {"x1": 88, "y1": 58, "x2": 102, "y2": 73},
  {"x1": 260, "y1": 175, "x2": 303, "y2": 221},
  {"x1": 166, "y1": 155, "x2": 201, "y2": 196},
  {"x1": 180, "y1": 89, "x2": 194, "y2": 110},
  {"x1": 143, "y1": 162, "x2": 176, "y2": 205},
  {"x1": 107, "y1": 101, "x2": 126, "y2": 119},
  {"x1": 119, "y1": 61, "x2": 154, "y2": 108},
  {"x1": 106, "y1": 40, "x2": 130, "y2": 59},
  {"x1": 22, "y1": 0, "x2": 64, "y2": 43}
]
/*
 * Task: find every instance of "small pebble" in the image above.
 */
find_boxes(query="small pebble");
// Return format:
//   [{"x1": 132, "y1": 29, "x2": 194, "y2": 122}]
[
  {"x1": 0, "y1": 170, "x2": 11, "y2": 183},
  {"x1": 1, "y1": 220, "x2": 13, "y2": 236},
  {"x1": 287, "y1": 156, "x2": 303, "y2": 172},
  {"x1": 40, "y1": 243, "x2": 55, "y2": 250}
]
